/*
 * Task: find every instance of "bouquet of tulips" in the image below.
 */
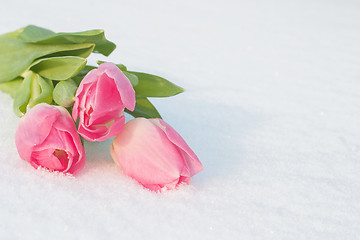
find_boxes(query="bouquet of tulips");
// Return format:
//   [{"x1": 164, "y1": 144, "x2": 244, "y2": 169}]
[{"x1": 0, "y1": 25, "x2": 203, "y2": 192}]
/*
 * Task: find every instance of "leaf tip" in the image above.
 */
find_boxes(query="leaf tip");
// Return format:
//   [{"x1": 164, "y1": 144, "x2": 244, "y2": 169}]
[{"x1": 179, "y1": 87, "x2": 185, "y2": 93}]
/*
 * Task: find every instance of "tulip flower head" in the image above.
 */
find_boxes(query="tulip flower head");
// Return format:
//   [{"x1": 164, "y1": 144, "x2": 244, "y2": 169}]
[
  {"x1": 15, "y1": 103, "x2": 85, "y2": 174},
  {"x1": 111, "y1": 118, "x2": 203, "y2": 191},
  {"x1": 72, "y1": 62, "x2": 136, "y2": 142}
]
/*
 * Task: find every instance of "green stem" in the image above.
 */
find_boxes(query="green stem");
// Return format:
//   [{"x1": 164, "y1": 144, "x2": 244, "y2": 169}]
[{"x1": 30, "y1": 73, "x2": 41, "y2": 103}]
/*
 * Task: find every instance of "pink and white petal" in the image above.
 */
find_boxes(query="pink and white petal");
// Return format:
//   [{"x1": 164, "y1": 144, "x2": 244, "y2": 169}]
[
  {"x1": 72, "y1": 82, "x2": 96, "y2": 121},
  {"x1": 111, "y1": 118, "x2": 184, "y2": 187},
  {"x1": 89, "y1": 72, "x2": 124, "y2": 125},
  {"x1": 52, "y1": 106, "x2": 86, "y2": 174},
  {"x1": 78, "y1": 124, "x2": 108, "y2": 142},
  {"x1": 33, "y1": 127, "x2": 66, "y2": 152},
  {"x1": 142, "y1": 177, "x2": 185, "y2": 192},
  {"x1": 72, "y1": 70, "x2": 97, "y2": 120},
  {"x1": 15, "y1": 104, "x2": 59, "y2": 162},
  {"x1": 56, "y1": 130, "x2": 76, "y2": 173},
  {"x1": 74, "y1": 69, "x2": 98, "y2": 96},
  {"x1": 31, "y1": 148, "x2": 64, "y2": 171},
  {"x1": 98, "y1": 62, "x2": 135, "y2": 111},
  {"x1": 61, "y1": 130, "x2": 85, "y2": 175},
  {"x1": 141, "y1": 183, "x2": 162, "y2": 192},
  {"x1": 89, "y1": 109, "x2": 122, "y2": 126},
  {"x1": 93, "y1": 115, "x2": 126, "y2": 142},
  {"x1": 150, "y1": 119, "x2": 204, "y2": 176},
  {"x1": 78, "y1": 114, "x2": 125, "y2": 142}
]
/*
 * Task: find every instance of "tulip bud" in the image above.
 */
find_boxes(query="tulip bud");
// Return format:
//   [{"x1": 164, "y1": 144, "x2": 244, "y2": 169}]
[
  {"x1": 53, "y1": 79, "x2": 78, "y2": 107},
  {"x1": 111, "y1": 118, "x2": 203, "y2": 191},
  {"x1": 15, "y1": 103, "x2": 85, "y2": 174},
  {"x1": 72, "y1": 62, "x2": 135, "y2": 142}
]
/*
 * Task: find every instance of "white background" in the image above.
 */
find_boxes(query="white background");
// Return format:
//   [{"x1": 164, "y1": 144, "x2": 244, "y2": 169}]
[{"x1": 0, "y1": 0, "x2": 359, "y2": 239}]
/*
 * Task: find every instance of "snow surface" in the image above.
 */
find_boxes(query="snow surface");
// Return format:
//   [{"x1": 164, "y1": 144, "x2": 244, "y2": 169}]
[{"x1": 1, "y1": 0, "x2": 360, "y2": 239}]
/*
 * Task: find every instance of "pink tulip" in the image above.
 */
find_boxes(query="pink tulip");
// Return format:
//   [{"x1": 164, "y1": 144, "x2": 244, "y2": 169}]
[
  {"x1": 72, "y1": 62, "x2": 135, "y2": 141},
  {"x1": 110, "y1": 118, "x2": 204, "y2": 191},
  {"x1": 15, "y1": 103, "x2": 85, "y2": 175}
]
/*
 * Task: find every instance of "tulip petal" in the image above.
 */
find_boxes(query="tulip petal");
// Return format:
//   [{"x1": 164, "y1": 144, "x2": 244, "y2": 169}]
[
  {"x1": 111, "y1": 118, "x2": 185, "y2": 189},
  {"x1": 15, "y1": 104, "x2": 86, "y2": 175},
  {"x1": 15, "y1": 103, "x2": 59, "y2": 162},
  {"x1": 150, "y1": 119, "x2": 204, "y2": 176},
  {"x1": 72, "y1": 62, "x2": 135, "y2": 142},
  {"x1": 79, "y1": 114, "x2": 125, "y2": 142},
  {"x1": 31, "y1": 148, "x2": 63, "y2": 170},
  {"x1": 72, "y1": 69, "x2": 98, "y2": 120},
  {"x1": 53, "y1": 107, "x2": 85, "y2": 174},
  {"x1": 98, "y1": 62, "x2": 135, "y2": 111},
  {"x1": 90, "y1": 71, "x2": 123, "y2": 124}
]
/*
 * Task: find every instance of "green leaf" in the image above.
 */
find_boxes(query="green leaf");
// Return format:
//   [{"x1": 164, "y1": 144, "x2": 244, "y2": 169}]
[
  {"x1": 17, "y1": 25, "x2": 55, "y2": 42},
  {"x1": 18, "y1": 25, "x2": 116, "y2": 56},
  {"x1": 28, "y1": 74, "x2": 53, "y2": 107},
  {"x1": 42, "y1": 45, "x2": 94, "y2": 59},
  {"x1": 13, "y1": 72, "x2": 32, "y2": 117},
  {"x1": 72, "y1": 65, "x2": 96, "y2": 85},
  {"x1": 53, "y1": 79, "x2": 78, "y2": 107},
  {"x1": 83, "y1": 65, "x2": 97, "y2": 71},
  {"x1": 125, "y1": 97, "x2": 162, "y2": 119},
  {"x1": 1, "y1": 27, "x2": 24, "y2": 39},
  {"x1": 123, "y1": 71, "x2": 139, "y2": 86},
  {"x1": 30, "y1": 56, "x2": 87, "y2": 81},
  {"x1": 98, "y1": 62, "x2": 183, "y2": 96},
  {"x1": 128, "y1": 71, "x2": 184, "y2": 97},
  {"x1": 0, "y1": 36, "x2": 94, "y2": 82},
  {"x1": 0, "y1": 77, "x2": 23, "y2": 98},
  {"x1": 97, "y1": 61, "x2": 127, "y2": 71},
  {"x1": 13, "y1": 71, "x2": 53, "y2": 116}
]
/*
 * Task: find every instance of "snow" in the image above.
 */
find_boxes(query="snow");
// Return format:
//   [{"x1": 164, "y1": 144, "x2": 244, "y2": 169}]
[{"x1": 1, "y1": 0, "x2": 360, "y2": 239}]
